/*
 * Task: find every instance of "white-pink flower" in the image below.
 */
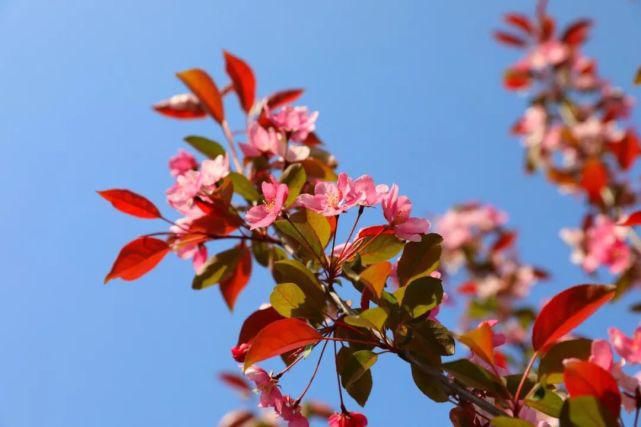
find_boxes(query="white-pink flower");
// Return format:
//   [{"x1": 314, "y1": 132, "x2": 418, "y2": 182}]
[
  {"x1": 246, "y1": 178, "x2": 288, "y2": 229},
  {"x1": 352, "y1": 175, "x2": 388, "y2": 206},
  {"x1": 381, "y1": 184, "x2": 429, "y2": 242},
  {"x1": 609, "y1": 326, "x2": 641, "y2": 365},
  {"x1": 199, "y1": 155, "x2": 230, "y2": 193}
]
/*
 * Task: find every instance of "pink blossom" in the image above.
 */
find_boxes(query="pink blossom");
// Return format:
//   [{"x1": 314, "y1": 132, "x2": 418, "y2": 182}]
[
  {"x1": 297, "y1": 173, "x2": 360, "y2": 216},
  {"x1": 279, "y1": 396, "x2": 309, "y2": 427},
  {"x1": 246, "y1": 178, "x2": 288, "y2": 229},
  {"x1": 352, "y1": 175, "x2": 388, "y2": 206},
  {"x1": 240, "y1": 122, "x2": 280, "y2": 158},
  {"x1": 169, "y1": 218, "x2": 208, "y2": 272},
  {"x1": 268, "y1": 106, "x2": 318, "y2": 142},
  {"x1": 583, "y1": 215, "x2": 632, "y2": 274},
  {"x1": 381, "y1": 184, "x2": 429, "y2": 242},
  {"x1": 245, "y1": 366, "x2": 285, "y2": 412},
  {"x1": 166, "y1": 170, "x2": 203, "y2": 217},
  {"x1": 609, "y1": 326, "x2": 641, "y2": 364},
  {"x1": 199, "y1": 155, "x2": 230, "y2": 193},
  {"x1": 169, "y1": 149, "x2": 198, "y2": 177},
  {"x1": 436, "y1": 204, "x2": 507, "y2": 250},
  {"x1": 526, "y1": 40, "x2": 568, "y2": 70},
  {"x1": 328, "y1": 411, "x2": 368, "y2": 427},
  {"x1": 231, "y1": 342, "x2": 250, "y2": 363}
]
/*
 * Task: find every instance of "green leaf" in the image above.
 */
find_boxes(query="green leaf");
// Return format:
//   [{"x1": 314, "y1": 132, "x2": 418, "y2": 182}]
[
  {"x1": 336, "y1": 347, "x2": 373, "y2": 406},
  {"x1": 280, "y1": 164, "x2": 307, "y2": 208},
  {"x1": 490, "y1": 417, "x2": 534, "y2": 427},
  {"x1": 443, "y1": 359, "x2": 508, "y2": 398},
  {"x1": 538, "y1": 338, "x2": 592, "y2": 384},
  {"x1": 251, "y1": 240, "x2": 287, "y2": 267},
  {"x1": 344, "y1": 307, "x2": 389, "y2": 331},
  {"x1": 184, "y1": 135, "x2": 225, "y2": 159},
  {"x1": 559, "y1": 396, "x2": 618, "y2": 427},
  {"x1": 270, "y1": 282, "x2": 324, "y2": 322},
  {"x1": 192, "y1": 247, "x2": 240, "y2": 290},
  {"x1": 411, "y1": 363, "x2": 448, "y2": 403},
  {"x1": 274, "y1": 217, "x2": 324, "y2": 264},
  {"x1": 396, "y1": 233, "x2": 442, "y2": 286},
  {"x1": 228, "y1": 172, "x2": 260, "y2": 202},
  {"x1": 340, "y1": 349, "x2": 378, "y2": 388},
  {"x1": 272, "y1": 259, "x2": 325, "y2": 300},
  {"x1": 359, "y1": 234, "x2": 404, "y2": 265},
  {"x1": 395, "y1": 276, "x2": 443, "y2": 318},
  {"x1": 412, "y1": 319, "x2": 455, "y2": 356},
  {"x1": 525, "y1": 385, "x2": 563, "y2": 418}
]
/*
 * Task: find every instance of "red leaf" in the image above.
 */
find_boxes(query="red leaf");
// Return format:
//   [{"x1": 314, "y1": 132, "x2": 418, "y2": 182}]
[
  {"x1": 237, "y1": 307, "x2": 284, "y2": 346},
  {"x1": 580, "y1": 159, "x2": 608, "y2": 203},
  {"x1": 243, "y1": 318, "x2": 322, "y2": 369},
  {"x1": 218, "y1": 372, "x2": 251, "y2": 396},
  {"x1": 493, "y1": 31, "x2": 527, "y2": 47},
  {"x1": 607, "y1": 130, "x2": 641, "y2": 170},
  {"x1": 152, "y1": 93, "x2": 206, "y2": 119},
  {"x1": 490, "y1": 231, "x2": 517, "y2": 254},
  {"x1": 532, "y1": 284, "x2": 615, "y2": 353},
  {"x1": 562, "y1": 19, "x2": 592, "y2": 46},
  {"x1": 618, "y1": 211, "x2": 641, "y2": 227},
  {"x1": 177, "y1": 68, "x2": 225, "y2": 124},
  {"x1": 223, "y1": 51, "x2": 256, "y2": 113},
  {"x1": 540, "y1": 15, "x2": 556, "y2": 42},
  {"x1": 457, "y1": 281, "x2": 478, "y2": 295},
  {"x1": 302, "y1": 131, "x2": 322, "y2": 146},
  {"x1": 564, "y1": 360, "x2": 621, "y2": 418},
  {"x1": 459, "y1": 322, "x2": 496, "y2": 367},
  {"x1": 504, "y1": 69, "x2": 531, "y2": 91},
  {"x1": 220, "y1": 244, "x2": 252, "y2": 310},
  {"x1": 504, "y1": 13, "x2": 533, "y2": 34},
  {"x1": 105, "y1": 237, "x2": 170, "y2": 283},
  {"x1": 98, "y1": 189, "x2": 162, "y2": 219},
  {"x1": 266, "y1": 88, "x2": 304, "y2": 109}
]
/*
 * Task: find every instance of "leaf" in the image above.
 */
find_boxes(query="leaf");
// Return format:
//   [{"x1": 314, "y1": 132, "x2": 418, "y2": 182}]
[
  {"x1": 192, "y1": 246, "x2": 241, "y2": 290},
  {"x1": 243, "y1": 318, "x2": 321, "y2": 369},
  {"x1": 564, "y1": 360, "x2": 621, "y2": 419},
  {"x1": 237, "y1": 306, "x2": 284, "y2": 345},
  {"x1": 219, "y1": 244, "x2": 252, "y2": 310},
  {"x1": 396, "y1": 276, "x2": 443, "y2": 319},
  {"x1": 490, "y1": 417, "x2": 533, "y2": 427},
  {"x1": 183, "y1": 135, "x2": 225, "y2": 159},
  {"x1": 562, "y1": 19, "x2": 592, "y2": 46},
  {"x1": 270, "y1": 282, "x2": 324, "y2": 322},
  {"x1": 443, "y1": 359, "x2": 507, "y2": 398},
  {"x1": 272, "y1": 259, "x2": 325, "y2": 300},
  {"x1": 98, "y1": 189, "x2": 161, "y2": 219},
  {"x1": 409, "y1": 320, "x2": 456, "y2": 358},
  {"x1": 411, "y1": 363, "x2": 448, "y2": 402},
  {"x1": 559, "y1": 396, "x2": 618, "y2": 427},
  {"x1": 339, "y1": 349, "x2": 378, "y2": 388},
  {"x1": 459, "y1": 322, "x2": 496, "y2": 368},
  {"x1": 228, "y1": 172, "x2": 260, "y2": 202},
  {"x1": 537, "y1": 338, "x2": 592, "y2": 383},
  {"x1": 493, "y1": 31, "x2": 527, "y2": 47},
  {"x1": 153, "y1": 93, "x2": 206, "y2": 119},
  {"x1": 359, "y1": 234, "x2": 404, "y2": 265},
  {"x1": 531, "y1": 284, "x2": 615, "y2": 353},
  {"x1": 177, "y1": 68, "x2": 224, "y2": 124},
  {"x1": 280, "y1": 164, "x2": 307, "y2": 208},
  {"x1": 104, "y1": 237, "x2": 169, "y2": 283},
  {"x1": 218, "y1": 372, "x2": 251, "y2": 396},
  {"x1": 301, "y1": 158, "x2": 337, "y2": 181},
  {"x1": 636, "y1": 67, "x2": 641, "y2": 85},
  {"x1": 344, "y1": 307, "x2": 389, "y2": 331},
  {"x1": 337, "y1": 347, "x2": 374, "y2": 406},
  {"x1": 504, "y1": 68, "x2": 531, "y2": 91},
  {"x1": 396, "y1": 233, "x2": 442, "y2": 287},
  {"x1": 504, "y1": 13, "x2": 533, "y2": 34},
  {"x1": 266, "y1": 88, "x2": 304, "y2": 109},
  {"x1": 618, "y1": 210, "x2": 641, "y2": 227},
  {"x1": 223, "y1": 51, "x2": 256, "y2": 113},
  {"x1": 580, "y1": 159, "x2": 608, "y2": 203},
  {"x1": 607, "y1": 130, "x2": 641, "y2": 170},
  {"x1": 525, "y1": 385, "x2": 564, "y2": 418},
  {"x1": 274, "y1": 217, "x2": 325, "y2": 265},
  {"x1": 358, "y1": 261, "x2": 392, "y2": 298}
]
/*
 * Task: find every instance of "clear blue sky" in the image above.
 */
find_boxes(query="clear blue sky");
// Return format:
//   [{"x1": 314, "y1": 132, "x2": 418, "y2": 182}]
[{"x1": 1, "y1": 1, "x2": 641, "y2": 426}]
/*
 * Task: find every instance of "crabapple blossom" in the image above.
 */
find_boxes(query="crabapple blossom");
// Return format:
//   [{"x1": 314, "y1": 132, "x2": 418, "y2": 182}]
[
  {"x1": 268, "y1": 106, "x2": 318, "y2": 142},
  {"x1": 381, "y1": 184, "x2": 429, "y2": 242},
  {"x1": 297, "y1": 173, "x2": 360, "y2": 216},
  {"x1": 328, "y1": 411, "x2": 368, "y2": 427},
  {"x1": 246, "y1": 178, "x2": 288, "y2": 229},
  {"x1": 169, "y1": 149, "x2": 198, "y2": 177},
  {"x1": 609, "y1": 326, "x2": 641, "y2": 365}
]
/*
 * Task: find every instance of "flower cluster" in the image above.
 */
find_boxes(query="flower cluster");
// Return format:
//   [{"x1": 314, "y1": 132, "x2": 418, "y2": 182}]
[{"x1": 497, "y1": 3, "x2": 641, "y2": 296}]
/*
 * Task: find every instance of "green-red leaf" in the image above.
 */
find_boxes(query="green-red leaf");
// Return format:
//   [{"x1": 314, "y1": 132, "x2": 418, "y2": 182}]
[{"x1": 177, "y1": 68, "x2": 224, "y2": 124}]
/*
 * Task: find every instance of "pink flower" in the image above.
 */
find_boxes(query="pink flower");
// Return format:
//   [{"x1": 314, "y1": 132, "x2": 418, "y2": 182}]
[
  {"x1": 246, "y1": 178, "x2": 288, "y2": 229},
  {"x1": 609, "y1": 327, "x2": 641, "y2": 364},
  {"x1": 584, "y1": 215, "x2": 632, "y2": 274},
  {"x1": 166, "y1": 170, "x2": 203, "y2": 217},
  {"x1": 245, "y1": 366, "x2": 285, "y2": 412},
  {"x1": 352, "y1": 175, "x2": 388, "y2": 206},
  {"x1": 169, "y1": 149, "x2": 198, "y2": 177},
  {"x1": 436, "y1": 204, "x2": 507, "y2": 250},
  {"x1": 231, "y1": 343, "x2": 250, "y2": 363},
  {"x1": 381, "y1": 184, "x2": 429, "y2": 242},
  {"x1": 328, "y1": 411, "x2": 368, "y2": 427},
  {"x1": 240, "y1": 122, "x2": 280, "y2": 158},
  {"x1": 526, "y1": 40, "x2": 568, "y2": 70},
  {"x1": 297, "y1": 173, "x2": 360, "y2": 216},
  {"x1": 279, "y1": 396, "x2": 309, "y2": 427},
  {"x1": 268, "y1": 106, "x2": 318, "y2": 142},
  {"x1": 199, "y1": 155, "x2": 230, "y2": 193},
  {"x1": 169, "y1": 218, "x2": 208, "y2": 272}
]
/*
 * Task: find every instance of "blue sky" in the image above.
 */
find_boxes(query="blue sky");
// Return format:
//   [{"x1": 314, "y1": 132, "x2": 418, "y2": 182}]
[{"x1": 1, "y1": 1, "x2": 641, "y2": 426}]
